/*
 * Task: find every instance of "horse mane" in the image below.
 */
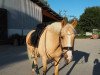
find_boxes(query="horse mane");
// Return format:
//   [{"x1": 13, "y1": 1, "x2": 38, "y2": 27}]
[{"x1": 47, "y1": 22, "x2": 62, "y2": 34}]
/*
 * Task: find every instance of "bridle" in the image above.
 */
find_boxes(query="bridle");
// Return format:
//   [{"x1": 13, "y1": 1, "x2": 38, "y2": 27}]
[
  {"x1": 44, "y1": 26, "x2": 75, "y2": 66},
  {"x1": 62, "y1": 24, "x2": 76, "y2": 51},
  {"x1": 60, "y1": 26, "x2": 75, "y2": 51},
  {"x1": 62, "y1": 47, "x2": 73, "y2": 51}
]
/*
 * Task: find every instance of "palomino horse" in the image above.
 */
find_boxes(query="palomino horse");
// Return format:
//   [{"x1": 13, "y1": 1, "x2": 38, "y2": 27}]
[{"x1": 26, "y1": 19, "x2": 77, "y2": 75}]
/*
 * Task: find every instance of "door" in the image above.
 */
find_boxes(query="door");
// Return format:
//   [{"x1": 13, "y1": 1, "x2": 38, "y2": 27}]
[{"x1": 0, "y1": 8, "x2": 7, "y2": 40}]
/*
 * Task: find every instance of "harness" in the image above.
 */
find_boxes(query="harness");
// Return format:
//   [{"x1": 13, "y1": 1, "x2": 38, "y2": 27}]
[
  {"x1": 31, "y1": 24, "x2": 75, "y2": 74},
  {"x1": 44, "y1": 29, "x2": 73, "y2": 66}
]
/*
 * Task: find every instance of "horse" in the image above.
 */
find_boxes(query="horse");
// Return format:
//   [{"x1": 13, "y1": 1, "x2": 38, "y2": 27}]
[{"x1": 26, "y1": 19, "x2": 77, "y2": 75}]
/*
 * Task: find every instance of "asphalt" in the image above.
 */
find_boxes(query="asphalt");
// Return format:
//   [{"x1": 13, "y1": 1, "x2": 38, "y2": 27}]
[{"x1": 0, "y1": 39, "x2": 100, "y2": 75}]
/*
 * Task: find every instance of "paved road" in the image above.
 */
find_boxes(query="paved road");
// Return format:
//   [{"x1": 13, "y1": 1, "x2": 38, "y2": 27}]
[{"x1": 0, "y1": 39, "x2": 100, "y2": 75}]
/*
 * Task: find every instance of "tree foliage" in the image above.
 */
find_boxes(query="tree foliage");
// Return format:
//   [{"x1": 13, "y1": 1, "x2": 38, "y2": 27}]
[{"x1": 77, "y1": 6, "x2": 100, "y2": 33}]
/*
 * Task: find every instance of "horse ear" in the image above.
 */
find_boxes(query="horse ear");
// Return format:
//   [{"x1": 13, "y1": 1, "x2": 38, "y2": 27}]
[
  {"x1": 72, "y1": 19, "x2": 77, "y2": 28},
  {"x1": 61, "y1": 19, "x2": 67, "y2": 27}
]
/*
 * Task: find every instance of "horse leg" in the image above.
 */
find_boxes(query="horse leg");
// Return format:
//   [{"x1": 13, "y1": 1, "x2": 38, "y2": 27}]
[
  {"x1": 27, "y1": 46, "x2": 39, "y2": 75},
  {"x1": 27, "y1": 46, "x2": 35, "y2": 74},
  {"x1": 54, "y1": 58, "x2": 60, "y2": 75},
  {"x1": 42, "y1": 57, "x2": 47, "y2": 75},
  {"x1": 32, "y1": 56, "x2": 40, "y2": 75}
]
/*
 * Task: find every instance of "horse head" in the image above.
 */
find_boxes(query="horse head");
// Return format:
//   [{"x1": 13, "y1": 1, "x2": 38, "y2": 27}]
[{"x1": 60, "y1": 19, "x2": 77, "y2": 64}]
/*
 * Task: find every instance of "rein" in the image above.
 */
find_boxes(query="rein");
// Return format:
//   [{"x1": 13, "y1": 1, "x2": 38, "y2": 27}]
[
  {"x1": 44, "y1": 29, "x2": 68, "y2": 66},
  {"x1": 44, "y1": 25, "x2": 74, "y2": 66},
  {"x1": 44, "y1": 29, "x2": 61, "y2": 66}
]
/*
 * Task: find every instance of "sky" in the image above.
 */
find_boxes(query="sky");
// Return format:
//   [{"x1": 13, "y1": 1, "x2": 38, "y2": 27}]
[{"x1": 48, "y1": 0, "x2": 100, "y2": 19}]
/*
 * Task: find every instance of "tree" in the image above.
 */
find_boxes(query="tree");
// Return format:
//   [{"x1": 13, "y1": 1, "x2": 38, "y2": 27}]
[
  {"x1": 77, "y1": 6, "x2": 100, "y2": 33},
  {"x1": 58, "y1": 10, "x2": 68, "y2": 22}
]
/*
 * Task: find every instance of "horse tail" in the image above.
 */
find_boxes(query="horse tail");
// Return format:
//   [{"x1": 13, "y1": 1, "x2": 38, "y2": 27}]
[
  {"x1": 26, "y1": 30, "x2": 35, "y2": 46},
  {"x1": 26, "y1": 30, "x2": 35, "y2": 63}
]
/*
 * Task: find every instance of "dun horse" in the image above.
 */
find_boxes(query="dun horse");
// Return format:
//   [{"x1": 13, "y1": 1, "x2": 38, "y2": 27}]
[{"x1": 26, "y1": 19, "x2": 77, "y2": 75}]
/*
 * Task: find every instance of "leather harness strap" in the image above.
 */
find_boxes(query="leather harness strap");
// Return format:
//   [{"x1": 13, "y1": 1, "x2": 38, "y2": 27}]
[{"x1": 62, "y1": 47, "x2": 73, "y2": 51}]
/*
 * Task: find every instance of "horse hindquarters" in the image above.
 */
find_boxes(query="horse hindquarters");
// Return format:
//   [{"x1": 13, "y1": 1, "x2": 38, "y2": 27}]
[{"x1": 26, "y1": 30, "x2": 39, "y2": 72}]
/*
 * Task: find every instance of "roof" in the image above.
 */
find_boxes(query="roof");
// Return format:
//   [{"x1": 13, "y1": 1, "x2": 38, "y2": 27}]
[{"x1": 31, "y1": 0, "x2": 63, "y2": 21}]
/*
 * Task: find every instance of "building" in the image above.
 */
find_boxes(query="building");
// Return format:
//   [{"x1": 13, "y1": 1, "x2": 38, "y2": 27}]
[{"x1": 0, "y1": 0, "x2": 63, "y2": 42}]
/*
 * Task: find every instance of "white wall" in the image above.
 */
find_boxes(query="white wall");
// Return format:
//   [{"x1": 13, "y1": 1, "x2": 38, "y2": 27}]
[
  {"x1": 0, "y1": 0, "x2": 42, "y2": 36},
  {"x1": 8, "y1": 28, "x2": 34, "y2": 37}
]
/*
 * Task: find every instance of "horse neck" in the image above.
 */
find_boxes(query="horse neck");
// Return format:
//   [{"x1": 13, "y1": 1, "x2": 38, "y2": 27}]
[{"x1": 44, "y1": 23, "x2": 62, "y2": 50}]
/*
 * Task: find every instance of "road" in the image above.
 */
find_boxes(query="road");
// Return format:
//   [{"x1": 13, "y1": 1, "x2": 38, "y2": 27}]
[{"x1": 0, "y1": 39, "x2": 100, "y2": 75}]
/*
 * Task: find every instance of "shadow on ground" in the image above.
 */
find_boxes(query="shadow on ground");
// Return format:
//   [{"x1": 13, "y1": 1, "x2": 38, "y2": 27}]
[
  {"x1": 0, "y1": 45, "x2": 28, "y2": 69},
  {"x1": 93, "y1": 59, "x2": 100, "y2": 75},
  {"x1": 38, "y1": 50, "x2": 90, "y2": 75},
  {"x1": 66, "y1": 50, "x2": 89, "y2": 75}
]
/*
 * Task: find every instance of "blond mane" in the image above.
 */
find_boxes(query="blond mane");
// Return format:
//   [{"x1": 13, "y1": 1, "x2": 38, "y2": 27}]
[{"x1": 46, "y1": 22, "x2": 62, "y2": 34}]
